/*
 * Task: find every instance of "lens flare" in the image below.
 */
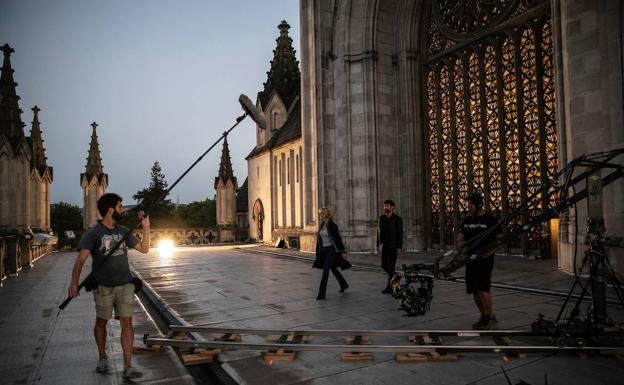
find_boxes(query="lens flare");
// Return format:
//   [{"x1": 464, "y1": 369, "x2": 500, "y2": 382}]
[{"x1": 157, "y1": 239, "x2": 174, "y2": 260}]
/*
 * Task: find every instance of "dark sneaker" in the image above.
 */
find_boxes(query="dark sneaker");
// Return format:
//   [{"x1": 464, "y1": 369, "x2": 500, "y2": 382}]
[
  {"x1": 122, "y1": 366, "x2": 143, "y2": 380},
  {"x1": 482, "y1": 316, "x2": 498, "y2": 330},
  {"x1": 339, "y1": 284, "x2": 348, "y2": 293},
  {"x1": 474, "y1": 316, "x2": 497, "y2": 330},
  {"x1": 472, "y1": 316, "x2": 488, "y2": 330},
  {"x1": 96, "y1": 358, "x2": 109, "y2": 374}
]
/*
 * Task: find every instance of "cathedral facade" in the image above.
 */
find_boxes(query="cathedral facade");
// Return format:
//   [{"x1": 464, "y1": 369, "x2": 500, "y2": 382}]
[
  {"x1": 247, "y1": 21, "x2": 310, "y2": 249},
  {"x1": 297, "y1": 0, "x2": 624, "y2": 272},
  {"x1": 0, "y1": 44, "x2": 53, "y2": 233}
]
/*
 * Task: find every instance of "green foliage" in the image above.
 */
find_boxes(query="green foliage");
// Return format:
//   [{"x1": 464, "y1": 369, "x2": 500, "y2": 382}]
[
  {"x1": 175, "y1": 199, "x2": 216, "y2": 228},
  {"x1": 132, "y1": 161, "x2": 174, "y2": 227},
  {"x1": 125, "y1": 161, "x2": 217, "y2": 229},
  {"x1": 51, "y1": 202, "x2": 83, "y2": 234}
]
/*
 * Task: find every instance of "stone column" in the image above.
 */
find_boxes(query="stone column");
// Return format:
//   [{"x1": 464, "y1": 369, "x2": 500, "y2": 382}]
[
  {"x1": 554, "y1": 0, "x2": 624, "y2": 275},
  {"x1": 299, "y1": 0, "x2": 322, "y2": 251}
]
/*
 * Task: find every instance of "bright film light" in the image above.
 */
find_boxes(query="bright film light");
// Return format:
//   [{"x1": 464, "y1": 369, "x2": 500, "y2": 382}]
[{"x1": 157, "y1": 239, "x2": 174, "y2": 259}]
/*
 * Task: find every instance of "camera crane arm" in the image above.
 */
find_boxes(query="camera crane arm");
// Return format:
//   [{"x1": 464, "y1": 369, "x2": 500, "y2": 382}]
[{"x1": 430, "y1": 148, "x2": 624, "y2": 279}]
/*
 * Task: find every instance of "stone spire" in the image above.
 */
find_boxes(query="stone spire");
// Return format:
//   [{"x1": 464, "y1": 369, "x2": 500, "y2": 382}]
[
  {"x1": 0, "y1": 43, "x2": 27, "y2": 152},
  {"x1": 29, "y1": 106, "x2": 49, "y2": 176},
  {"x1": 214, "y1": 135, "x2": 237, "y2": 188},
  {"x1": 84, "y1": 121, "x2": 104, "y2": 177},
  {"x1": 81, "y1": 121, "x2": 107, "y2": 228},
  {"x1": 259, "y1": 20, "x2": 301, "y2": 109}
]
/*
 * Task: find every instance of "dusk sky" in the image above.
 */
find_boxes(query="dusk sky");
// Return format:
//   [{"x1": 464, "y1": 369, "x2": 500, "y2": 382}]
[{"x1": 0, "y1": 0, "x2": 300, "y2": 206}]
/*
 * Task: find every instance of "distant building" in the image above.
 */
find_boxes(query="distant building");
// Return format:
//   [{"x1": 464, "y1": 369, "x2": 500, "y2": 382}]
[
  {"x1": 80, "y1": 122, "x2": 108, "y2": 228},
  {"x1": 0, "y1": 44, "x2": 53, "y2": 233},
  {"x1": 246, "y1": 20, "x2": 307, "y2": 249},
  {"x1": 215, "y1": 136, "x2": 248, "y2": 242},
  {"x1": 236, "y1": 178, "x2": 248, "y2": 233}
]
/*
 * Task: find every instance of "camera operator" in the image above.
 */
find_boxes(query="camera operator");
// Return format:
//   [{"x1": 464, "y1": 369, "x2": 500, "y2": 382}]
[{"x1": 457, "y1": 193, "x2": 503, "y2": 330}]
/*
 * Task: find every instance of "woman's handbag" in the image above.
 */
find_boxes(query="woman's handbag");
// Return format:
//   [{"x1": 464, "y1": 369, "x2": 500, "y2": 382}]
[{"x1": 338, "y1": 252, "x2": 352, "y2": 270}]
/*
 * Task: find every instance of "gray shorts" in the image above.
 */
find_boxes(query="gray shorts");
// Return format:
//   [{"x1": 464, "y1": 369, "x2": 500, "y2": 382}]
[{"x1": 93, "y1": 283, "x2": 135, "y2": 320}]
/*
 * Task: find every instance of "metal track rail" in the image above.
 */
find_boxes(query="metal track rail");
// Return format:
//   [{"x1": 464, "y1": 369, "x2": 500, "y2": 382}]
[
  {"x1": 168, "y1": 325, "x2": 551, "y2": 337},
  {"x1": 144, "y1": 337, "x2": 624, "y2": 354},
  {"x1": 144, "y1": 326, "x2": 624, "y2": 355}
]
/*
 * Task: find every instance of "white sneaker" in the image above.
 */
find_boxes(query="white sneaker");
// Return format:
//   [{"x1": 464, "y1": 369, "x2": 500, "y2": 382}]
[
  {"x1": 122, "y1": 366, "x2": 143, "y2": 379},
  {"x1": 95, "y1": 358, "x2": 109, "y2": 373}
]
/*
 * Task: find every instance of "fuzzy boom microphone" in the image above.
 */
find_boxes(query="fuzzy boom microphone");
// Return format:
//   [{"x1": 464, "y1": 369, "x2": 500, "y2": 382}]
[{"x1": 239, "y1": 94, "x2": 267, "y2": 129}]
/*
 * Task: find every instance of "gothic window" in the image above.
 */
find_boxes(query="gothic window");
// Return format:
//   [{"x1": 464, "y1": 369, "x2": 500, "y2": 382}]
[
  {"x1": 424, "y1": 0, "x2": 558, "y2": 256},
  {"x1": 272, "y1": 111, "x2": 279, "y2": 130}
]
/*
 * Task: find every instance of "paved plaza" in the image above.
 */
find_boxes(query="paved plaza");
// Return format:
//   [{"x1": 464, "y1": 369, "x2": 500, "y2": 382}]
[
  {"x1": 0, "y1": 251, "x2": 195, "y2": 385},
  {"x1": 1, "y1": 245, "x2": 623, "y2": 385}
]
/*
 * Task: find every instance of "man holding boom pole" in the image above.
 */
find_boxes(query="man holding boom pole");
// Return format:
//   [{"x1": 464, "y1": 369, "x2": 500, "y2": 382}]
[{"x1": 67, "y1": 193, "x2": 150, "y2": 379}]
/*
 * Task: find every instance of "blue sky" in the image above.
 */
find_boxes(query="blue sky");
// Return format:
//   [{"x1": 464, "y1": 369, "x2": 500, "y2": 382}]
[{"x1": 0, "y1": 0, "x2": 300, "y2": 205}]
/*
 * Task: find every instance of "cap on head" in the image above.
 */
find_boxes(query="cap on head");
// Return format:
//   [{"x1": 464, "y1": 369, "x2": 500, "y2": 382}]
[{"x1": 466, "y1": 193, "x2": 483, "y2": 209}]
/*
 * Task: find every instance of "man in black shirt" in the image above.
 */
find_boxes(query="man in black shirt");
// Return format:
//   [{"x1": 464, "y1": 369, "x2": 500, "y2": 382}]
[
  {"x1": 378, "y1": 199, "x2": 403, "y2": 294},
  {"x1": 457, "y1": 193, "x2": 502, "y2": 330}
]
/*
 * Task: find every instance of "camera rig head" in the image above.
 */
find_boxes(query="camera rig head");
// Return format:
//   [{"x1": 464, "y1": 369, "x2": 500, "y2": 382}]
[{"x1": 390, "y1": 264, "x2": 435, "y2": 317}]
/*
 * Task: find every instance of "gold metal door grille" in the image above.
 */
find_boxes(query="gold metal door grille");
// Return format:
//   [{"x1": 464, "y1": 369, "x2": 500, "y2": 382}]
[{"x1": 424, "y1": 0, "x2": 558, "y2": 256}]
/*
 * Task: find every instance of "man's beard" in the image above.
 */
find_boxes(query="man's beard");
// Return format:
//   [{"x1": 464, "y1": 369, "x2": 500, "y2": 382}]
[{"x1": 112, "y1": 211, "x2": 125, "y2": 222}]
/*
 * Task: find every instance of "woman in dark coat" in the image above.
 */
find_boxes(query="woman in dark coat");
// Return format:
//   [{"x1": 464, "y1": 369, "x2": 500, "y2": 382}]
[{"x1": 313, "y1": 207, "x2": 351, "y2": 300}]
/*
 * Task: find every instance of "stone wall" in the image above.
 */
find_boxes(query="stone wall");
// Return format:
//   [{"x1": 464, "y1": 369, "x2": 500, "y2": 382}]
[
  {"x1": 248, "y1": 152, "x2": 272, "y2": 242},
  {"x1": 216, "y1": 179, "x2": 236, "y2": 225},
  {"x1": 82, "y1": 181, "x2": 106, "y2": 228},
  {"x1": 300, "y1": 0, "x2": 425, "y2": 252},
  {"x1": 554, "y1": 0, "x2": 624, "y2": 274}
]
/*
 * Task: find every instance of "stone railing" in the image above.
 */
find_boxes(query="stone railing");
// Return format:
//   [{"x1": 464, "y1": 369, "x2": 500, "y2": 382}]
[
  {"x1": 0, "y1": 232, "x2": 54, "y2": 287},
  {"x1": 132, "y1": 228, "x2": 219, "y2": 245}
]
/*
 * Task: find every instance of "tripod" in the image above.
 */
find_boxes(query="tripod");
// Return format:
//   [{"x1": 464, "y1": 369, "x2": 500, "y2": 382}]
[
  {"x1": 553, "y1": 221, "x2": 624, "y2": 329},
  {"x1": 533, "y1": 170, "x2": 624, "y2": 345}
]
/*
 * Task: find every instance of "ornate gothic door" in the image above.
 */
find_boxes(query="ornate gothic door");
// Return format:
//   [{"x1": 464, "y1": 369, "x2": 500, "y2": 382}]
[{"x1": 423, "y1": 0, "x2": 559, "y2": 256}]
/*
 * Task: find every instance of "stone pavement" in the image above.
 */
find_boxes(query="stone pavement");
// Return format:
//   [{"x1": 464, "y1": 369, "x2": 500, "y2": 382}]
[
  {"x1": 250, "y1": 245, "x2": 588, "y2": 295},
  {"x1": 0, "y1": 251, "x2": 195, "y2": 385},
  {"x1": 130, "y1": 244, "x2": 624, "y2": 385},
  {"x1": 1, "y1": 245, "x2": 622, "y2": 385}
]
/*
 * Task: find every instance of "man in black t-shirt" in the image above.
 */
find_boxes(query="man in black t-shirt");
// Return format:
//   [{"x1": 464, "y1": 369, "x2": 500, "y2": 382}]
[
  {"x1": 457, "y1": 193, "x2": 502, "y2": 330},
  {"x1": 378, "y1": 199, "x2": 403, "y2": 294}
]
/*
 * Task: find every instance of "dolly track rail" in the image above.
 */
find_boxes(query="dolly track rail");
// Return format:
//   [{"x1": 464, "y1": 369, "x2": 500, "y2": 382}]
[
  {"x1": 144, "y1": 326, "x2": 624, "y2": 355},
  {"x1": 168, "y1": 325, "x2": 550, "y2": 337}
]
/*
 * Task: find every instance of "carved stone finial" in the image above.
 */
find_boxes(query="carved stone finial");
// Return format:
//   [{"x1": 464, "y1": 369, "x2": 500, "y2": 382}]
[{"x1": 1, "y1": 43, "x2": 15, "y2": 56}]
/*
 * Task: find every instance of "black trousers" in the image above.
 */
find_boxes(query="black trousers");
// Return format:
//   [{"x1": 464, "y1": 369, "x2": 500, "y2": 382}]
[
  {"x1": 381, "y1": 245, "x2": 398, "y2": 283},
  {"x1": 318, "y1": 246, "x2": 348, "y2": 297}
]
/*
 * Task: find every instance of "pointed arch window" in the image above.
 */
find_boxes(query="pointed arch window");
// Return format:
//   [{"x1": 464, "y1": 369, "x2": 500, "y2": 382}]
[{"x1": 423, "y1": 0, "x2": 558, "y2": 256}]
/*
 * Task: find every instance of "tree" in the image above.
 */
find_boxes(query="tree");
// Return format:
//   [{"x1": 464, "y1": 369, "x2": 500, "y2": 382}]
[
  {"x1": 175, "y1": 199, "x2": 216, "y2": 228},
  {"x1": 50, "y1": 202, "x2": 83, "y2": 235},
  {"x1": 132, "y1": 161, "x2": 174, "y2": 227}
]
